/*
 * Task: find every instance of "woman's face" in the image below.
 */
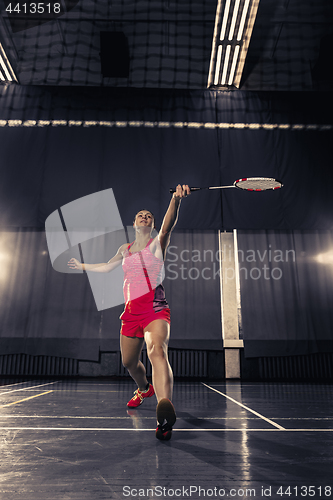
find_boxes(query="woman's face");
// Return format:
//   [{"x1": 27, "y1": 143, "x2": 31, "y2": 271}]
[{"x1": 134, "y1": 210, "x2": 154, "y2": 229}]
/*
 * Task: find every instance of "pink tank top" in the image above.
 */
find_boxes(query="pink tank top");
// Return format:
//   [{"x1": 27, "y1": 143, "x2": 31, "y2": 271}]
[{"x1": 121, "y1": 238, "x2": 168, "y2": 316}]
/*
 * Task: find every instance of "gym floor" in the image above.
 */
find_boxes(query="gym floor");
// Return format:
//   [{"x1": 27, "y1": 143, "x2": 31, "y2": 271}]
[{"x1": 1, "y1": 379, "x2": 332, "y2": 499}]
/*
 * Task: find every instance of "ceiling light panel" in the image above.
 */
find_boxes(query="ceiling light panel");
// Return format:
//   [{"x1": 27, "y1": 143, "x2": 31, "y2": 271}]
[
  {"x1": 208, "y1": 0, "x2": 260, "y2": 89},
  {"x1": 0, "y1": 43, "x2": 18, "y2": 83}
]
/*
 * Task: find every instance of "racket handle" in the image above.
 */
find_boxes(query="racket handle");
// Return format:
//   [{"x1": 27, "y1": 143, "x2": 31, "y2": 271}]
[{"x1": 169, "y1": 187, "x2": 200, "y2": 193}]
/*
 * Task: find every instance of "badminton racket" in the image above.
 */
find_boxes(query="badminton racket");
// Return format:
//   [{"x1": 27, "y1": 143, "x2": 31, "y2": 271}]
[{"x1": 169, "y1": 177, "x2": 283, "y2": 193}]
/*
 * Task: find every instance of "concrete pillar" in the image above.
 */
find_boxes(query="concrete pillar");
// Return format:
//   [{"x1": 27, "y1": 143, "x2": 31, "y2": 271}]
[{"x1": 219, "y1": 231, "x2": 243, "y2": 378}]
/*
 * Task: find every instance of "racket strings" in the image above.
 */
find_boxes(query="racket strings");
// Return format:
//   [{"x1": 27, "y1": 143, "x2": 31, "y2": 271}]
[{"x1": 235, "y1": 178, "x2": 282, "y2": 191}]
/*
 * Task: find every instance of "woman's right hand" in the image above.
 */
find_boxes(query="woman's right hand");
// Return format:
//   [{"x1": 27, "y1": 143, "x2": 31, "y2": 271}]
[
  {"x1": 172, "y1": 184, "x2": 191, "y2": 200},
  {"x1": 68, "y1": 258, "x2": 83, "y2": 270}
]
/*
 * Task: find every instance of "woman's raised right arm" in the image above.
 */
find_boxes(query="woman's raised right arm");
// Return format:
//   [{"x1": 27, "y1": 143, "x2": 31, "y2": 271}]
[{"x1": 68, "y1": 243, "x2": 127, "y2": 273}]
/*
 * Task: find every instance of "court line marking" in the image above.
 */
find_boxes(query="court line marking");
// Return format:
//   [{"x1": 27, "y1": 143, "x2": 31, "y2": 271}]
[
  {"x1": 0, "y1": 427, "x2": 332, "y2": 432},
  {"x1": 0, "y1": 391, "x2": 53, "y2": 408},
  {"x1": 0, "y1": 381, "x2": 59, "y2": 395},
  {"x1": 0, "y1": 415, "x2": 331, "y2": 422},
  {"x1": 202, "y1": 382, "x2": 285, "y2": 430},
  {"x1": 6, "y1": 389, "x2": 122, "y2": 394},
  {"x1": 0, "y1": 381, "x2": 31, "y2": 389}
]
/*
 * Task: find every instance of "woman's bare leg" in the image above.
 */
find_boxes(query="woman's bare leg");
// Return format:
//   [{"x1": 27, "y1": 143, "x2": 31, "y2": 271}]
[
  {"x1": 144, "y1": 320, "x2": 173, "y2": 402},
  {"x1": 120, "y1": 335, "x2": 148, "y2": 391}
]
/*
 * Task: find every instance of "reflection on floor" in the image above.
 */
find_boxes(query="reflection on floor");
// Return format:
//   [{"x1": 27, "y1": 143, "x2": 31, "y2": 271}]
[{"x1": 0, "y1": 379, "x2": 332, "y2": 499}]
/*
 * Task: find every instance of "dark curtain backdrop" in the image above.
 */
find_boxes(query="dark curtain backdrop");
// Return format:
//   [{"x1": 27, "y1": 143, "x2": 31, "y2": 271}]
[
  {"x1": 237, "y1": 230, "x2": 333, "y2": 357},
  {"x1": 0, "y1": 230, "x2": 221, "y2": 359},
  {"x1": 0, "y1": 86, "x2": 332, "y2": 359},
  {"x1": 0, "y1": 86, "x2": 332, "y2": 231}
]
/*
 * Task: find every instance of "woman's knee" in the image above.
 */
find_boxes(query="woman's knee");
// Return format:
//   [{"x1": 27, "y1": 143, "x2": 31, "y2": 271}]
[
  {"x1": 121, "y1": 356, "x2": 131, "y2": 370},
  {"x1": 122, "y1": 355, "x2": 139, "y2": 370},
  {"x1": 120, "y1": 336, "x2": 144, "y2": 370},
  {"x1": 146, "y1": 340, "x2": 167, "y2": 362}
]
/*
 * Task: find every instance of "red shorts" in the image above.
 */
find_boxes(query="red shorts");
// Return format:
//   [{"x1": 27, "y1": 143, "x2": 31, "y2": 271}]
[{"x1": 120, "y1": 308, "x2": 171, "y2": 338}]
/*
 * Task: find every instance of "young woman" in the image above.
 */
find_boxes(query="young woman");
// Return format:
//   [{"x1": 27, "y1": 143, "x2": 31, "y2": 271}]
[{"x1": 68, "y1": 184, "x2": 190, "y2": 440}]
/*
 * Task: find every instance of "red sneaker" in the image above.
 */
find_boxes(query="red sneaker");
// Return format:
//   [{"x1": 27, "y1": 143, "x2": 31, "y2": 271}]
[
  {"x1": 155, "y1": 423, "x2": 173, "y2": 441},
  {"x1": 155, "y1": 398, "x2": 176, "y2": 441},
  {"x1": 127, "y1": 384, "x2": 155, "y2": 408}
]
